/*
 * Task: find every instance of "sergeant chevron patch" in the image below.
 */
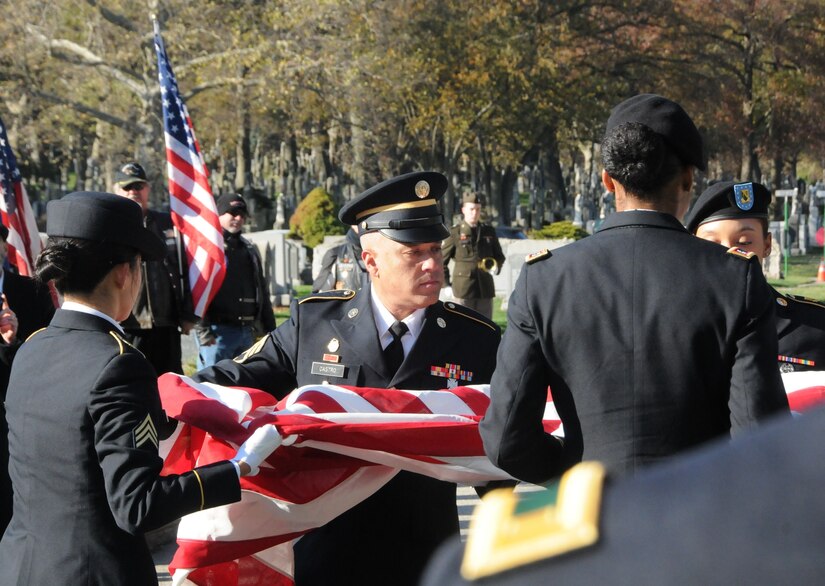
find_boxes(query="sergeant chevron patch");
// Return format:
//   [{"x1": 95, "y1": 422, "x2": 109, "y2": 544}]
[{"x1": 133, "y1": 414, "x2": 159, "y2": 450}]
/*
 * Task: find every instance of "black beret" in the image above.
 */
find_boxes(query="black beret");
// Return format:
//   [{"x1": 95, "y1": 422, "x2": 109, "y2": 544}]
[
  {"x1": 606, "y1": 94, "x2": 707, "y2": 171},
  {"x1": 0, "y1": 224, "x2": 7, "y2": 241},
  {"x1": 684, "y1": 180, "x2": 771, "y2": 234},
  {"x1": 339, "y1": 171, "x2": 450, "y2": 244},
  {"x1": 217, "y1": 193, "x2": 248, "y2": 216},
  {"x1": 114, "y1": 161, "x2": 148, "y2": 186},
  {"x1": 462, "y1": 192, "x2": 483, "y2": 205},
  {"x1": 46, "y1": 191, "x2": 165, "y2": 260}
]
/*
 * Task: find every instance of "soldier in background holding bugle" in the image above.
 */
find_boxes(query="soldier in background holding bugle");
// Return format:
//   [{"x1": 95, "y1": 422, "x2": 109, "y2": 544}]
[{"x1": 442, "y1": 192, "x2": 505, "y2": 320}]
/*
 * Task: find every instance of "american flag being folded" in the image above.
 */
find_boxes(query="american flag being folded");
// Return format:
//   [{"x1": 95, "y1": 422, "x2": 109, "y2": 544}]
[
  {"x1": 158, "y1": 371, "x2": 823, "y2": 585},
  {"x1": 157, "y1": 374, "x2": 562, "y2": 585}
]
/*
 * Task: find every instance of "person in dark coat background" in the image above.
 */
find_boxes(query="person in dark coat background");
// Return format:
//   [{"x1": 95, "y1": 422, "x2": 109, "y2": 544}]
[
  {"x1": 480, "y1": 94, "x2": 788, "y2": 484},
  {"x1": 685, "y1": 179, "x2": 825, "y2": 376},
  {"x1": 0, "y1": 191, "x2": 282, "y2": 586},
  {"x1": 312, "y1": 226, "x2": 369, "y2": 293},
  {"x1": 194, "y1": 193, "x2": 276, "y2": 368},
  {"x1": 194, "y1": 171, "x2": 502, "y2": 586},
  {"x1": 0, "y1": 224, "x2": 56, "y2": 534},
  {"x1": 113, "y1": 161, "x2": 196, "y2": 374}
]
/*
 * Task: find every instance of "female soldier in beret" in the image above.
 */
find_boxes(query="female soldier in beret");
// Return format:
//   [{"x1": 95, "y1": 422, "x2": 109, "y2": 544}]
[
  {"x1": 686, "y1": 180, "x2": 825, "y2": 377},
  {"x1": 0, "y1": 191, "x2": 281, "y2": 586}
]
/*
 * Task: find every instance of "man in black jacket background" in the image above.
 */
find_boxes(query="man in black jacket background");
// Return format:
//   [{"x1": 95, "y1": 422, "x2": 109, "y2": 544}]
[
  {"x1": 194, "y1": 193, "x2": 276, "y2": 368},
  {"x1": 113, "y1": 161, "x2": 196, "y2": 374}
]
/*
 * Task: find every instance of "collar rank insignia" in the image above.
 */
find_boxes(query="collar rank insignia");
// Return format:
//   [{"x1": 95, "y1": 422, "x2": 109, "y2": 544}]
[
  {"x1": 525, "y1": 249, "x2": 551, "y2": 265},
  {"x1": 726, "y1": 247, "x2": 755, "y2": 260},
  {"x1": 133, "y1": 413, "x2": 158, "y2": 450},
  {"x1": 462, "y1": 462, "x2": 606, "y2": 580},
  {"x1": 430, "y1": 363, "x2": 473, "y2": 382}
]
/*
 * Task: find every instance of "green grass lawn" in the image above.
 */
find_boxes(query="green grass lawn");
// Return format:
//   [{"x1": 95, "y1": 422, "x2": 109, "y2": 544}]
[{"x1": 769, "y1": 250, "x2": 825, "y2": 301}]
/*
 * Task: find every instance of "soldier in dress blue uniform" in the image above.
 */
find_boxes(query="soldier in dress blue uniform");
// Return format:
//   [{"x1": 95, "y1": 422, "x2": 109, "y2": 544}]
[
  {"x1": 480, "y1": 95, "x2": 788, "y2": 485},
  {"x1": 0, "y1": 191, "x2": 282, "y2": 586},
  {"x1": 422, "y1": 405, "x2": 825, "y2": 586},
  {"x1": 193, "y1": 171, "x2": 502, "y2": 586},
  {"x1": 685, "y1": 179, "x2": 825, "y2": 377}
]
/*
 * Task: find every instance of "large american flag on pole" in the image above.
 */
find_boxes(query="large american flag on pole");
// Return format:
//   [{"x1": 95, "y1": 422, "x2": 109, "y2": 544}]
[
  {"x1": 153, "y1": 21, "x2": 225, "y2": 317},
  {"x1": 0, "y1": 116, "x2": 42, "y2": 276},
  {"x1": 157, "y1": 372, "x2": 824, "y2": 585}
]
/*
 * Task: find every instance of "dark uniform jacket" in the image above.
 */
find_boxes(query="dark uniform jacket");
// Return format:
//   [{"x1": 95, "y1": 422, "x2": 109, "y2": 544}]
[
  {"x1": 0, "y1": 271, "x2": 55, "y2": 533},
  {"x1": 480, "y1": 211, "x2": 789, "y2": 483},
  {"x1": 199, "y1": 231, "x2": 276, "y2": 332},
  {"x1": 423, "y1": 405, "x2": 825, "y2": 586},
  {"x1": 122, "y1": 209, "x2": 195, "y2": 331},
  {"x1": 442, "y1": 221, "x2": 505, "y2": 299},
  {"x1": 774, "y1": 289, "x2": 825, "y2": 373},
  {"x1": 0, "y1": 309, "x2": 240, "y2": 586},
  {"x1": 312, "y1": 228, "x2": 369, "y2": 292},
  {"x1": 194, "y1": 286, "x2": 501, "y2": 586}
]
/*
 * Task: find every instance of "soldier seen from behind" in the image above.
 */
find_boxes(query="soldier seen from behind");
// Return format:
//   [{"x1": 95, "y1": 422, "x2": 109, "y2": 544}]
[{"x1": 480, "y1": 94, "x2": 788, "y2": 485}]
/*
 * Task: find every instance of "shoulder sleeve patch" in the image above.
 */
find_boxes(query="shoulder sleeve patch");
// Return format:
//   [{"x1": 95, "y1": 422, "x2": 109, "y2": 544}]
[
  {"x1": 443, "y1": 302, "x2": 499, "y2": 332},
  {"x1": 298, "y1": 289, "x2": 356, "y2": 304},
  {"x1": 726, "y1": 247, "x2": 756, "y2": 260},
  {"x1": 24, "y1": 327, "x2": 47, "y2": 342},
  {"x1": 525, "y1": 248, "x2": 552, "y2": 265},
  {"x1": 461, "y1": 461, "x2": 606, "y2": 580}
]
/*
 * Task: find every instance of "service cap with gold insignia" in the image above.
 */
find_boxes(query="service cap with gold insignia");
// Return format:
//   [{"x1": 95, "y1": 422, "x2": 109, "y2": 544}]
[
  {"x1": 338, "y1": 171, "x2": 450, "y2": 244},
  {"x1": 684, "y1": 180, "x2": 771, "y2": 234}
]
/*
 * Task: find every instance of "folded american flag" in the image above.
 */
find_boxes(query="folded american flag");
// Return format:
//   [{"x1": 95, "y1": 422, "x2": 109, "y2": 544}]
[{"x1": 158, "y1": 371, "x2": 822, "y2": 585}]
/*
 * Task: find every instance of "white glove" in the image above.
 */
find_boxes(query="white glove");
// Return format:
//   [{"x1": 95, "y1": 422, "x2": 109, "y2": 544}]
[
  {"x1": 233, "y1": 424, "x2": 282, "y2": 476},
  {"x1": 442, "y1": 286, "x2": 454, "y2": 301}
]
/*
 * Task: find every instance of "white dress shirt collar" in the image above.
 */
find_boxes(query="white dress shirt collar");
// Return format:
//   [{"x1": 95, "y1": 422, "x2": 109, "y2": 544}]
[
  {"x1": 369, "y1": 287, "x2": 425, "y2": 354},
  {"x1": 61, "y1": 300, "x2": 125, "y2": 334}
]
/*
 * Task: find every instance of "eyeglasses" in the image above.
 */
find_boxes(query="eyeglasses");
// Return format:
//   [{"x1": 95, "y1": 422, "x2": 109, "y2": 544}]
[
  {"x1": 122, "y1": 182, "x2": 146, "y2": 192},
  {"x1": 228, "y1": 210, "x2": 247, "y2": 218}
]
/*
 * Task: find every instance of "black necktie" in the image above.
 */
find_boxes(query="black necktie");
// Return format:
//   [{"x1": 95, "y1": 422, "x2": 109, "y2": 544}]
[{"x1": 384, "y1": 321, "x2": 408, "y2": 374}]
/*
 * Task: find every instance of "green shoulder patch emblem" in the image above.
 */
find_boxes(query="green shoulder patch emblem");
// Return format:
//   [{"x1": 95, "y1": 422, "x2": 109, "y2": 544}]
[
  {"x1": 298, "y1": 289, "x2": 356, "y2": 304},
  {"x1": 525, "y1": 249, "x2": 551, "y2": 264},
  {"x1": 726, "y1": 247, "x2": 755, "y2": 260},
  {"x1": 461, "y1": 461, "x2": 606, "y2": 580}
]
